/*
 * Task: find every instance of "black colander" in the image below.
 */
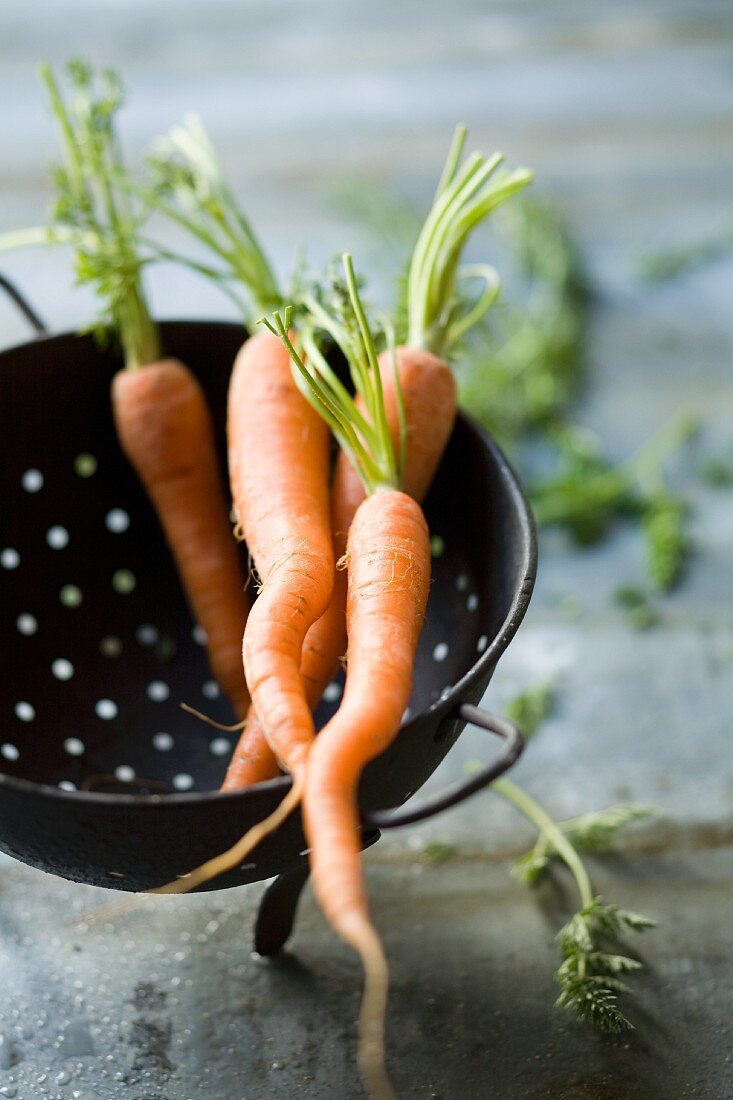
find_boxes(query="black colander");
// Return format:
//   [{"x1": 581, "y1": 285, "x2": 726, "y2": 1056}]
[{"x1": 0, "y1": 274, "x2": 535, "y2": 952}]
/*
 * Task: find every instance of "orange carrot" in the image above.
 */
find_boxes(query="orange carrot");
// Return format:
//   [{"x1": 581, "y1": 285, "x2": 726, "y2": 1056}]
[
  {"x1": 149, "y1": 327, "x2": 335, "y2": 895},
  {"x1": 256, "y1": 256, "x2": 430, "y2": 1098},
  {"x1": 230, "y1": 326, "x2": 334, "y2": 767},
  {"x1": 113, "y1": 361, "x2": 251, "y2": 718},
  {"x1": 304, "y1": 487, "x2": 430, "y2": 1099}
]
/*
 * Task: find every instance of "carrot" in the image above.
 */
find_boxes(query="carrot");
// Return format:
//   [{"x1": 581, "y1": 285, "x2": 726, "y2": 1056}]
[
  {"x1": 113, "y1": 361, "x2": 251, "y2": 717},
  {"x1": 150, "y1": 327, "x2": 335, "y2": 893},
  {"x1": 10, "y1": 61, "x2": 254, "y2": 718},
  {"x1": 259, "y1": 256, "x2": 429, "y2": 1098},
  {"x1": 306, "y1": 487, "x2": 429, "y2": 1100},
  {"x1": 229, "y1": 327, "x2": 334, "y2": 781}
]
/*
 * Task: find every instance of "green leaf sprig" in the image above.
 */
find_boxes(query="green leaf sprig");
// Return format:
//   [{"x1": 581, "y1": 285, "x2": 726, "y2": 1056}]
[
  {"x1": 0, "y1": 59, "x2": 160, "y2": 369},
  {"x1": 406, "y1": 125, "x2": 533, "y2": 357},
  {"x1": 136, "y1": 114, "x2": 281, "y2": 325},
  {"x1": 260, "y1": 253, "x2": 403, "y2": 496},
  {"x1": 531, "y1": 414, "x2": 697, "y2": 590},
  {"x1": 494, "y1": 777, "x2": 657, "y2": 1032}
]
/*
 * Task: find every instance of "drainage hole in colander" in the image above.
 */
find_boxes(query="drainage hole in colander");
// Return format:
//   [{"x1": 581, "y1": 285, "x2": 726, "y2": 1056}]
[
  {"x1": 74, "y1": 453, "x2": 97, "y2": 477},
  {"x1": 202, "y1": 680, "x2": 219, "y2": 700},
  {"x1": 112, "y1": 569, "x2": 136, "y2": 594},
  {"x1": 1, "y1": 743, "x2": 19, "y2": 761},
  {"x1": 60, "y1": 584, "x2": 83, "y2": 607},
  {"x1": 100, "y1": 635, "x2": 123, "y2": 657},
  {"x1": 115, "y1": 765, "x2": 136, "y2": 783},
  {"x1": 136, "y1": 624, "x2": 159, "y2": 646},
  {"x1": 64, "y1": 738, "x2": 84, "y2": 757},
  {"x1": 430, "y1": 534, "x2": 445, "y2": 557},
  {"x1": 173, "y1": 773, "x2": 194, "y2": 791},
  {"x1": 477, "y1": 635, "x2": 488, "y2": 653},
  {"x1": 210, "y1": 737, "x2": 231, "y2": 756},
  {"x1": 16, "y1": 613, "x2": 38, "y2": 635},
  {"x1": 15, "y1": 701, "x2": 35, "y2": 722},
  {"x1": 153, "y1": 732, "x2": 174, "y2": 751},
  {"x1": 323, "y1": 681, "x2": 342, "y2": 702},
  {"x1": 1, "y1": 548, "x2": 20, "y2": 570},
  {"x1": 105, "y1": 508, "x2": 130, "y2": 533},
  {"x1": 52, "y1": 658, "x2": 74, "y2": 681},
  {"x1": 21, "y1": 468, "x2": 44, "y2": 492},
  {"x1": 147, "y1": 681, "x2": 170, "y2": 702},
  {"x1": 95, "y1": 699, "x2": 118, "y2": 720},
  {"x1": 47, "y1": 525, "x2": 69, "y2": 549}
]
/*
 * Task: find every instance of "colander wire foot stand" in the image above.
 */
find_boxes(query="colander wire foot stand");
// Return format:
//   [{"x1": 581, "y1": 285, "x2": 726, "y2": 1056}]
[{"x1": 252, "y1": 706, "x2": 523, "y2": 955}]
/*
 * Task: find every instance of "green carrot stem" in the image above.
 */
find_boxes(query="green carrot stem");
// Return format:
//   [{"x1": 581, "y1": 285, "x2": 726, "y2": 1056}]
[{"x1": 493, "y1": 777, "x2": 594, "y2": 909}]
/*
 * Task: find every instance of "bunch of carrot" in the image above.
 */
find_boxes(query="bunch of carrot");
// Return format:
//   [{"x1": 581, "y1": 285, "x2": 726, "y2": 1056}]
[{"x1": 1, "y1": 61, "x2": 533, "y2": 1099}]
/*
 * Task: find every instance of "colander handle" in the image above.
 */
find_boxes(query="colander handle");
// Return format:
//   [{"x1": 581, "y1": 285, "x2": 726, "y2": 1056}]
[
  {"x1": 0, "y1": 272, "x2": 48, "y2": 335},
  {"x1": 361, "y1": 703, "x2": 525, "y2": 830}
]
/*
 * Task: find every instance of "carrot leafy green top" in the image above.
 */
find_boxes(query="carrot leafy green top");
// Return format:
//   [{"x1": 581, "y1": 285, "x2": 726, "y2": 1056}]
[
  {"x1": 1, "y1": 60, "x2": 162, "y2": 370},
  {"x1": 261, "y1": 253, "x2": 404, "y2": 497},
  {"x1": 406, "y1": 124, "x2": 533, "y2": 357},
  {"x1": 139, "y1": 115, "x2": 282, "y2": 326}
]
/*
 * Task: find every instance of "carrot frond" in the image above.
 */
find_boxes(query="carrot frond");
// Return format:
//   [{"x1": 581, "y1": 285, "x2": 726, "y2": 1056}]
[
  {"x1": 39, "y1": 59, "x2": 160, "y2": 369},
  {"x1": 136, "y1": 114, "x2": 282, "y2": 325},
  {"x1": 407, "y1": 124, "x2": 533, "y2": 357},
  {"x1": 260, "y1": 254, "x2": 404, "y2": 496}
]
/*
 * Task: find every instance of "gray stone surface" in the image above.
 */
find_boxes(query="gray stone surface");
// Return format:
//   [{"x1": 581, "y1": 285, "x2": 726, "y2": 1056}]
[{"x1": 1, "y1": 0, "x2": 732, "y2": 1097}]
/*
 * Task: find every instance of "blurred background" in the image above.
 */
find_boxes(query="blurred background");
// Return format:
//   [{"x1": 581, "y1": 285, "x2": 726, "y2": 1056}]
[{"x1": 1, "y1": 2, "x2": 731, "y2": 1098}]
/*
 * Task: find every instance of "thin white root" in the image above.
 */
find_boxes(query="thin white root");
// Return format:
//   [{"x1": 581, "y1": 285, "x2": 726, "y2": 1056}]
[
  {"x1": 354, "y1": 922, "x2": 398, "y2": 1100},
  {"x1": 180, "y1": 701, "x2": 245, "y2": 732},
  {"x1": 151, "y1": 779, "x2": 303, "y2": 895}
]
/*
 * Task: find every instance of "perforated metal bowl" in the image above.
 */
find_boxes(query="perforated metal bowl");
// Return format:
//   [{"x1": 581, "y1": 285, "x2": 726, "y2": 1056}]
[{"x1": 0, "y1": 277, "x2": 536, "y2": 937}]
